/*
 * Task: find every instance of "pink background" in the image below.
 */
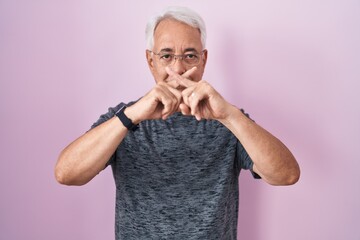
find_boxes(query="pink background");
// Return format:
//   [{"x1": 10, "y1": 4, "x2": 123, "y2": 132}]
[{"x1": 1, "y1": 1, "x2": 359, "y2": 239}]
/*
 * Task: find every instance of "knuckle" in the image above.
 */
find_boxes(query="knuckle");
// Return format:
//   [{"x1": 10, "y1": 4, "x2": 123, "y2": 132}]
[
  {"x1": 152, "y1": 86, "x2": 162, "y2": 93},
  {"x1": 199, "y1": 80, "x2": 208, "y2": 86},
  {"x1": 164, "y1": 98, "x2": 175, "y2": 107},
  {"x1": 162, "y1": 98, "x2": 170, "y2": 105},
  {"x1": 174, "y1": 91, "x2": 182, "y2": 99}
]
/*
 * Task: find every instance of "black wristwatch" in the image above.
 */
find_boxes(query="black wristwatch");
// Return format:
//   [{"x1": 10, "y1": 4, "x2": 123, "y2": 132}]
[{"x1": 115, "y1": 105, "x2": 139, "y2": 131}]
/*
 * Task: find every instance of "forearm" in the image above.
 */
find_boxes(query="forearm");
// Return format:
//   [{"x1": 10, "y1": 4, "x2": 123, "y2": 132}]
[
  {"x1": 54, "y1": 80, "x2": 183, "y2": 186},
  {"x1": 55, "y1": 116, "x2": 128, "y2": 186},
  {"x1": 220, "y1": 105, "x2": 300, "y2": 185}
]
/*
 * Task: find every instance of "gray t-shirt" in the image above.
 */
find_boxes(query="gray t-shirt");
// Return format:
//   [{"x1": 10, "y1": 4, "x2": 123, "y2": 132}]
[{"x1": 92, "y1": 102, "x2": 258, "y2": 240}]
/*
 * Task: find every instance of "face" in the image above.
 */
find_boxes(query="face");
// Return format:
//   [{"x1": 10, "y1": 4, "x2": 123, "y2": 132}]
[{"x1": 146, "y1": 19, "x2": 208, "y2": 83}]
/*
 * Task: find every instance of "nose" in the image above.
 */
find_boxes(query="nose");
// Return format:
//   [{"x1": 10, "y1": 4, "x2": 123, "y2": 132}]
[{"x1": 170, "y1": 56, "x2": 186, "y2": 75}]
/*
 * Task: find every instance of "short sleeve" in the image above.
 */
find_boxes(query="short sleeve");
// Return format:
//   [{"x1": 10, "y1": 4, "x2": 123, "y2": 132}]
[
  {"x1": 89, "y1": 102, "x2": 126, "y2": 167},
  {"x1": 236, "y1": 109, "x2": 261, "y2": 179},
  {"x1": 236, "y1": 141, "x2": 261, "y2": 179},
  {"x1": 90, "y1": 102, "x2": 126, "y2": 129}
]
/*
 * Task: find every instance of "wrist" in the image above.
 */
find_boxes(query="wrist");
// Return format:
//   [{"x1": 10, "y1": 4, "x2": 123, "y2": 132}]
[
  {"x1": 124, "y1": 105, "x2": 141, "y2": 125},
  {"x1": 115, "y1": 106, "x2": 139, "y2": 131},
  {"x1": 219, "y1": 105, "x2": 245, "y2": 126}
]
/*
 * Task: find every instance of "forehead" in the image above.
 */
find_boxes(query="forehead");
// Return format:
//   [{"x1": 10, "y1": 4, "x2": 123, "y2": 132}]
[{"x1": 153, "y1": 19, "x2": 202, "y2": 51}]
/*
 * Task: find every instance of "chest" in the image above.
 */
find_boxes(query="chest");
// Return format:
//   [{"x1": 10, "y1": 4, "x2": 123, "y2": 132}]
[
  {"x1": 113, "y1": 116, "x2": 238, "y2": 189},
  {"x1": 123, "y1": 116, "x2": 235, "y2": 160}
]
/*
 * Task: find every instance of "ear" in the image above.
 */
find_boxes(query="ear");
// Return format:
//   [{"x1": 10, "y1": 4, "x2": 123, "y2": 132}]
[
  {"x1": 202, "y1": 49, "x2": 208, "y2": 68},
  {"x1": 146, "y1": 50, "x2": 155, "y2": 74}
]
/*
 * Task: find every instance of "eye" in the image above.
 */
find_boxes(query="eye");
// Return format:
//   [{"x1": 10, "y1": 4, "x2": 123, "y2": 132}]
[
  {"x1": 184, "y1": 54, "x2": 199, "y2": 64},
  {"x1": 185, "y1": 54, "x2": 198, "y2": 60},
  {"x1": 160, "y1": 54, "x2": 173, "y2": 61}
]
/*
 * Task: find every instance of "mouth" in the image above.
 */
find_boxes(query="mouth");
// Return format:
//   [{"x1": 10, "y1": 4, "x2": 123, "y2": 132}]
[{"x1": 176, "y1": 86, "x2": 186, "y2": 91}]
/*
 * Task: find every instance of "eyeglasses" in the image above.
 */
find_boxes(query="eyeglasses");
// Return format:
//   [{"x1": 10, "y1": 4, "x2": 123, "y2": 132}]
[{"x1": 149, "y1": 50, "x2": 205, "y2": 67}]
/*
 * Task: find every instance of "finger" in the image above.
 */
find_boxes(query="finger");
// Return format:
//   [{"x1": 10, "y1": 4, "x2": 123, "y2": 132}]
[
  {"x1": 165, "y1": 66, "x2": 196, "y2": 79},
  {"x1": 165, "y1": 66, "x2": 197, "y2": 88},
  {"x1": 189, "y1": 92, "x2": 200, "y2": 116},
  {"x1": 155, "y1": 85, "x2": 178, "y2": 119},
  {"x1": 177, "y1": 67, "x2": 198, "y2": 89},
  {"x1": 181, "y1": 87, "x2": 200, "y2": 118},
  {"x1": 157, "y1": 92, "x2": 173, "y2": 117},
  {"x1": 162, "y1": 83, "x2": 184, "y2": 117},
  {"x1": 160, "y1": 96, "x2": 177, "y2": 119},
  {"x1": 177, "y1": 76, "x2": 198, "y2": 89},
  {"x1": 181, "y1": 85, "x2": 196, "y2": 107},
  {"x1": 179, "y1": 103, "x2": 191, "y2": 115},
  {"x1": 181, "y1": 66, "x2": 197, "y2": 79},
  {"x1": 166, "y1": 85, "x2": 182, "y2": 112},
  {"x1": 188, "y1": 87, "x2": 209, "y2": 120},
  {"x1": 165, "y1": 67, "x2": 184, "y2": 85},
  {"x1": 165, "y1": 79, "x2": 179, "y2": 89}
]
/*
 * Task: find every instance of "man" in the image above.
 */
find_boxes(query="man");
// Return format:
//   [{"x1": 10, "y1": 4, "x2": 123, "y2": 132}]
[{"x1": 55, "y1": 6, "x2": 300, "y2": 239}]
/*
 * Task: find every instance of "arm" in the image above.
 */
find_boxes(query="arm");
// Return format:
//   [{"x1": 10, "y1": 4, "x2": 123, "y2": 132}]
[
  {"x1": 55, "y1": 66, "x2": 200, "y2": 186},
  {"x1": 219, "y1": 105, "x2": 300, "y2": 185},
  {"x1": 168, "y1": 68, "x2": 300, "y2": 186},
  {"x1": 55, "y1": 115, "x2": 128, "y2": 186},
  {"x1": 55, "y1": 82, "x2": 183, "y2": 186}
]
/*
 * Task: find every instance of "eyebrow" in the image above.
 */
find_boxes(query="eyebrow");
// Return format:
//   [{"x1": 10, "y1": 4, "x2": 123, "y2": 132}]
[
  {"x1": 159, "y1": 48, "x2": 200, "y2": 53},
  {"x1": 159, "y1": 48, "x2": 173, "y2": 53},
  {"x1": 184, "y1": 48, "x2": 199, "y2": 53}
]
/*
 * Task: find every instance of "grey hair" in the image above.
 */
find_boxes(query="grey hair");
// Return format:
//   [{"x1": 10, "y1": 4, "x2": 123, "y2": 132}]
[{"x1": 145, "y1": 6, "x2": 207, "y2": 50}]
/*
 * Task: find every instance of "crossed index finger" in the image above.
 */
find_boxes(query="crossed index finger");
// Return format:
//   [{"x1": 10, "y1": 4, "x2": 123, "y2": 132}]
[{"x1": 165, "y1": 66, "x2": 197, "y2": 88}]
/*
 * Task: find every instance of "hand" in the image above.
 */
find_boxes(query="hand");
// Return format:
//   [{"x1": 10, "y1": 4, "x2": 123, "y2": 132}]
[
  {"x1": 126, "y1": 82, "x2": 181, "y2": 122},
  {"x1": 166, "y1": 67, "x2": 232, "y2": 121},
  {"x1": 126, "y1": 67, "x2": 198, "y2": 122}
]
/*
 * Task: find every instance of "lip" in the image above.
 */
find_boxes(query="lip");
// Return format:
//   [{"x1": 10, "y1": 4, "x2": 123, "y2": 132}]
[{"x1": 176, "y1": 86, "x2": 186, "y2": 91}]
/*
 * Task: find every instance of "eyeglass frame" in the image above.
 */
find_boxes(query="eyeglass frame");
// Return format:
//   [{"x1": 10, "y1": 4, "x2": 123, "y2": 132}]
[{"x1": 147, "y1": 49, "x2": 206, "y2": 67}]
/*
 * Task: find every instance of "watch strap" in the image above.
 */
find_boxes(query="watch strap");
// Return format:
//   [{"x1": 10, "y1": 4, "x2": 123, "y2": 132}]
[{"x1": 115, "y1": 106, "x2": 139, "y2": 131}]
